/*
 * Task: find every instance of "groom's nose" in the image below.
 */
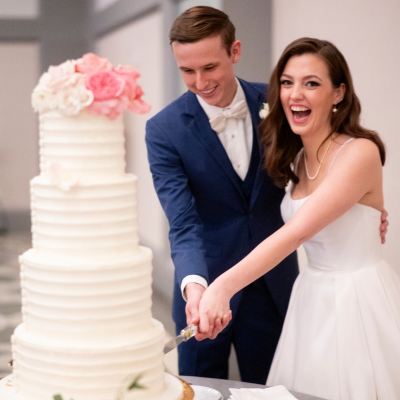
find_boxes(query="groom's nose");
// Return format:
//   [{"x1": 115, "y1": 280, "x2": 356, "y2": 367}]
[{"x1": 195, "y1": 72, "x2": 208, "y2": 90}]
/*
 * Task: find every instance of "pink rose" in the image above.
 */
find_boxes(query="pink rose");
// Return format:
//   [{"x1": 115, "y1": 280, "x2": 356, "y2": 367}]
[
  {"x1": 87, "y1": 96, "x2": 130, "y2": 120},
  {"x1": 116, "y1": 65, "x2": 140, "y2": 80},
  {"x1": 75, "y1": 53, "x2": 109, "y2": 74},
  {"x1": 115, "y1": 66, "x2": 139, "y2": 100},
  {"x1": 114, "y1": 67, "x2": 151, "y2": 114},
  {"x1": 128, "y1": 85, "x2": 151, "y2": 114},
  {"x1": 77, "y1": 54, "x2": 150, "y2": 118},
  {"x1": 85, "y1": 70, "x2": 125, "y2": 101}
]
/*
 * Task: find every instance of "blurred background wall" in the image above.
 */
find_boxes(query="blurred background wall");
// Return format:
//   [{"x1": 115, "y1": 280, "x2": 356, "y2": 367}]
[{"x1": 1, "y1": 0, "x2": 399, "y2": 303}]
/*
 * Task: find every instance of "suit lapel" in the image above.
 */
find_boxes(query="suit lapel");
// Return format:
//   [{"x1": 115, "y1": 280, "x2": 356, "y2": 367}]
[
  {"x1": 185, "y1": 91, "x2": 246, "y2": 202},
  {"x1": 239, "y1": 79, "x2": 268, "y2": 210}
]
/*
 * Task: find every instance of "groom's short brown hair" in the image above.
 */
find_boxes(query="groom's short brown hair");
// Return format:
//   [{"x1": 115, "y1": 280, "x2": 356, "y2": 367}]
[{"x1": 169, "y1": 6, "x2": 236, "y2": 56}]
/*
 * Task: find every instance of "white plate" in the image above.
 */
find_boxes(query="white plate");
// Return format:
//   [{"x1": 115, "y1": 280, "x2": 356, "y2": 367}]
[{"x1": 191, "y1": 385, "x2": 223, "y2": 400}]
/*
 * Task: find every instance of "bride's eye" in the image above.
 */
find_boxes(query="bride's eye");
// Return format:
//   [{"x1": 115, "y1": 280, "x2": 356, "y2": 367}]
[
  {"x1": 306, "y1": 81, "x2": 320, "y2": 87},
  {"x1": 280, "y1": 80, "x2": 292, "y2": 86}
]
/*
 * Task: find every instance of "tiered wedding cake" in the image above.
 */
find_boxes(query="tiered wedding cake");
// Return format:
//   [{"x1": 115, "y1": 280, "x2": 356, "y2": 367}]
[{"x1": 3, "y1": 54, "x2": 183, "y2": 400}]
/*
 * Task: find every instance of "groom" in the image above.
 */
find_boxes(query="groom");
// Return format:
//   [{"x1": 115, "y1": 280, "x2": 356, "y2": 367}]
[{"x1": 145, "y1": 6, "x2": 299, "y2": 383}]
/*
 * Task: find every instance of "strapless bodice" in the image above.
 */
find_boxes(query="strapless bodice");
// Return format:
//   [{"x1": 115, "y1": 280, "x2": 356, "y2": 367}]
[
  {"x1": 269, "y1": 184, "x2": 400, "y2": 400},
  {"x1": 281, "y1": 190, "x2": 383, "y2": 272}
]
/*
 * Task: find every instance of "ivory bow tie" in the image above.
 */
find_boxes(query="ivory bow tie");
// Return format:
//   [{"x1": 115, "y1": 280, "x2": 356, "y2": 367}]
[{"x1": 209, "y1": 100, "x2": 248, "y2": 134}]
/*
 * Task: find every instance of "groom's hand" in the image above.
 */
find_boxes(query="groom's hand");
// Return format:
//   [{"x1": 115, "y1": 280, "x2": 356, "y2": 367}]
[
  {"x1": 380, "y1": 208, "x2": 389, "y2": 244},
  {"x1": 185, "y1": 283, "x2": 231, "y2": 341},
  {"x1": 185, "y1": 282, "x2": 205, "y2": 328}
]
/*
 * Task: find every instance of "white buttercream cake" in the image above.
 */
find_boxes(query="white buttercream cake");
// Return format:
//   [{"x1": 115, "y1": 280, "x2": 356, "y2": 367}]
[{"x1": 3, "y1": 55, "x2": 183, "y2": 400}]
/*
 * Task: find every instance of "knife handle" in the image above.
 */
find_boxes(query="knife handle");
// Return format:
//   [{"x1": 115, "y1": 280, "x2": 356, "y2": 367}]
[{"x1": 180, "y1": 324, "x2": 198, "y2": 341}]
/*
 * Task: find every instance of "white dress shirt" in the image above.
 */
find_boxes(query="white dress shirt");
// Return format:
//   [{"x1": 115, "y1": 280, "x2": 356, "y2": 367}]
[{"x1": 181, "y1": 79, "x2": 253, "y2": 300}]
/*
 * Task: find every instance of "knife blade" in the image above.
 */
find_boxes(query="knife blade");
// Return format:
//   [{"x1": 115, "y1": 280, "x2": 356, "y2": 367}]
[{"x1": 164, "y1": 324, "x2": 198, "y2": 354}]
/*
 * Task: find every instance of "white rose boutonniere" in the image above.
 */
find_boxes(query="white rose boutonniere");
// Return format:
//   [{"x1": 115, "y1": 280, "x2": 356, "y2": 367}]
[{"x1": 259, "y1": 103, "x2": 269, "y2": 119}]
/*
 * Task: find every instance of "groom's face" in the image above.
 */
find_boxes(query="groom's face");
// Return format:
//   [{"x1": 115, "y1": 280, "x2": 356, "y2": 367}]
[{"x1": 172, "y1": 35, "x2": 241, "y2": 108}]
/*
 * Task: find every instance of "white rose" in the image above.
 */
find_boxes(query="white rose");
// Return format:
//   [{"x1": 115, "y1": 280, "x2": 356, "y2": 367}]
[
  {"x1": 57, "y1": 77, "x2": 93, "y2": 115},
  {"x1": 259, "y1": 103, "x2": 270, "y2": 119},
  {"x1": 57, "y1": 88, "x2": 93, "y2": 115},
  {"x1": 31, "y1": 84, "x2": 57, "y2": 113},
  {"x1": 38, "y1": 71, "x2": 51, "y2": 87},
  {"x1": 45, "y1": 60, "x2": 81, "y2": 93},
  {"x1": 48, "y1": 60, "x2": 76, "y2": 80}
]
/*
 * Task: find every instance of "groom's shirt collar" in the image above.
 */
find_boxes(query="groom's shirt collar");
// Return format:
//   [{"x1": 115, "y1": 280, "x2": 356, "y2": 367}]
[{"x1": 195, "y1": 77, "x2": 253, "y2": 182}]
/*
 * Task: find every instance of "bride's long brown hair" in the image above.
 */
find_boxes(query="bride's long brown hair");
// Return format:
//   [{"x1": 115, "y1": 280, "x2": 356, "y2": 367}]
[{"x1": 260, "y1": 37, "x2": 385, "y2": 188}]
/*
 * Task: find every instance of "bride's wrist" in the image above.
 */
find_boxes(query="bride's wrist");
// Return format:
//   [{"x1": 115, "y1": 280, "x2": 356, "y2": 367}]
[{"x1": 213, "y1": 274, "x2": 237, "y2": 299}]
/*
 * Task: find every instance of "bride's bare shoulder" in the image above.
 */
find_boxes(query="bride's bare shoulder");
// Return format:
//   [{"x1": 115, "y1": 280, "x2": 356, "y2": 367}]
[
  {"x1": 329, "y1": 136, "x2": 382, "y2": 177},
  {"x1": 339, "y1": 137, "x2": 381, "y2": 162}
]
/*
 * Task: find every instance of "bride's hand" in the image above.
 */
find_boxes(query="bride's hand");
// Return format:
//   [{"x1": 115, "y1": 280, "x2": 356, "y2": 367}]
[{"x1": 196, "y1": 280, "x2": 232, "y2": 340}]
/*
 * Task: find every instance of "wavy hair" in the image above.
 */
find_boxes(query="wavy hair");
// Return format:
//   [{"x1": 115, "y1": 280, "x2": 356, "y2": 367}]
[{"x1": 260, "y1": 37, "x2": 385, "y2": 188}]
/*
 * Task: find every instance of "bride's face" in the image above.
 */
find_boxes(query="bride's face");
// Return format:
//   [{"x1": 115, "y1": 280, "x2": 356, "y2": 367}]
[{"x1": 280, "y1": 53, "x2": 345, "y2": 139}]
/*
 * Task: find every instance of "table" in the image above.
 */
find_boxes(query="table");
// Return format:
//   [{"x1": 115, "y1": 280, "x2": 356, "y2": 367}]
[{"x1": 180, "y1": 376, "x2": 327, "y2": 400}]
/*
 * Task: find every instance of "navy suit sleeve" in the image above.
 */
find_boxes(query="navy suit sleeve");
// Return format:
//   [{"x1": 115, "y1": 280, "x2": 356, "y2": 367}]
[{"x1": 145, "y1": 117, "x2": 209, "y2": 288}]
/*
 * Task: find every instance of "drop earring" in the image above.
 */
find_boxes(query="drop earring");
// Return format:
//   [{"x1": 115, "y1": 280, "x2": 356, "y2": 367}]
[{"x1": 332, "y1": 105, "x2": 338, "y2": 113}]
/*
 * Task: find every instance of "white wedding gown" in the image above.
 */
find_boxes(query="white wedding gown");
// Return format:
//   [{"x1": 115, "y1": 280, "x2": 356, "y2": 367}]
[{"x1": 267, "y1": 162, "x2": 400, "y2": 399}]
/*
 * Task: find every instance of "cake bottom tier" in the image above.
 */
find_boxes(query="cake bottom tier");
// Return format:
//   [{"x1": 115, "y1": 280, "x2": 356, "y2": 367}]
[
  {"x1": 11, "y1": 320, "x2": 167, "y2": 400},
  {"x1": 0, "y1": 373, "x2": 184, "y2": 400}
]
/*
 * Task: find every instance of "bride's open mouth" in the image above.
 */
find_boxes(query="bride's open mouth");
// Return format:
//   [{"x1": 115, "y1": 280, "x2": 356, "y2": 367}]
[{"x1": 291, "y1": 106, "x2": 311, "y2": 122}]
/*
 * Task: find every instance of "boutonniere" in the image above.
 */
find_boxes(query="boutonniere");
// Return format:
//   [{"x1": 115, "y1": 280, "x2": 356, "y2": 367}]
[{"x1": 259, "y1": 103, "x2": 269, "y2": 119}]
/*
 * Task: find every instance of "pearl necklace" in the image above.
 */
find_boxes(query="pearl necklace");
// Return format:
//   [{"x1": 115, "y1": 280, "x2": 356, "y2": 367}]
[{"x1": 304, "y1": 137, "x2": 333, "y2": 180}]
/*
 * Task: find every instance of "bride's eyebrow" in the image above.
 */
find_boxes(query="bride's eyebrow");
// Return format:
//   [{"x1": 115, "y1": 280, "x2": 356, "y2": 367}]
[
  {"x1": 280, "y1": 73, "x2": 322, "y2": 81},
  {"x1": 303, "y1": 75, "x2": 322, "y2": 81}
]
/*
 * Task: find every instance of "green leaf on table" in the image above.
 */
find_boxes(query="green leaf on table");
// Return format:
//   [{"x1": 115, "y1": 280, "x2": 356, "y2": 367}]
[{"x1": 54, "y1": 395, "x2": 64, "y2": 400}]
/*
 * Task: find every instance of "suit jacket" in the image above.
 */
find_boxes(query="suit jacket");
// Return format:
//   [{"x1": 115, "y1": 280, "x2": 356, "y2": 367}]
[{"x1": 145, "y1": 78, "x2": 299, "y2": 326}]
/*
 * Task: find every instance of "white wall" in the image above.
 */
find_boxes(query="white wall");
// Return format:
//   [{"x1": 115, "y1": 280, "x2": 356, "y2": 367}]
[
  {"x1": 178, "y1": 0, "x2": 222, "y2": 14},
  {"x1": 94, "y1": 0, "x2": 120, "y2": 13},
  {"x1": 272, "y1": 0, "x2": 400, "y2": 268},
  {"x1": 0, "y1": 43, "x2": 39, "y2": 212},
  {"x1": 96, "y1": 10, "x2": 175, "y2": 298},
  {"x1": 0, "y1": 0, "x2": 39, "y2": 18}
]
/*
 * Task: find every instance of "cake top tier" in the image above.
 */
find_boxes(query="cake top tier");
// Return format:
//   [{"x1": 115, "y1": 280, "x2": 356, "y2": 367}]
[
  {"x1": 38, "y1": 110, "x2": 129, "y2": 183},
  {"x1": 32, "y1": 53, "x2": 150, "y2": 120},
  {"x1": 32, "y1": 53, "x2": 150, "y2": 186}
]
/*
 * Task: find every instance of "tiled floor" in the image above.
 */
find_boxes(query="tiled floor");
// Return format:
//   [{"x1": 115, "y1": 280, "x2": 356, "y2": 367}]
[{"x1": 0, "y1": 231, "x2": 240, "y2": 380}]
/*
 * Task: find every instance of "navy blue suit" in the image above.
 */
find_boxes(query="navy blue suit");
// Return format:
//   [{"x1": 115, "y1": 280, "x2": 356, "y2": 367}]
[{"x1": 145, "y1": 78, "x2": 298, "y2": 383}]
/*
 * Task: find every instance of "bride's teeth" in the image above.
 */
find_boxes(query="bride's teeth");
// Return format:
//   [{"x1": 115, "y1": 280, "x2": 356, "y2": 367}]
[{"x1": 291, "y1": 106, "x2": 309, "y2": 111}]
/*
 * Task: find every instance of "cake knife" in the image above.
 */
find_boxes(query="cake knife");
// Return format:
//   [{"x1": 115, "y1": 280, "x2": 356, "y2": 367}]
[{"x1": 164, "y1": 324, "x2": 198, "y2": 354}]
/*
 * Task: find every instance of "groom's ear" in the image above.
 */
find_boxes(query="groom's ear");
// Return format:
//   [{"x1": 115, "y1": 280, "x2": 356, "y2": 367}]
[{"x1": 231, "y1": 40, "x2": 241, "y2": 64}]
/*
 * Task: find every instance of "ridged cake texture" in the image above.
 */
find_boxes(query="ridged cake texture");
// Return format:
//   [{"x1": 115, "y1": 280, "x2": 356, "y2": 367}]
[{"x1": 11, "y1": 110, "x2": 170, "y2": 400}]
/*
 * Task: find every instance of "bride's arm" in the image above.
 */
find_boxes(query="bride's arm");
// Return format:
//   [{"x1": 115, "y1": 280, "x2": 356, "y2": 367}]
[{"x1": 198, "y1": 138, "x2": 383, "y2": 335}]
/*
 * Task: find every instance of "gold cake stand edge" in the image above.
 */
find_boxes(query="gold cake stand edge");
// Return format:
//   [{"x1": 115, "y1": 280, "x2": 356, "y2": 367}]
[{"x1": 178, "y1": 377, "x2": 195, "y2": 400}]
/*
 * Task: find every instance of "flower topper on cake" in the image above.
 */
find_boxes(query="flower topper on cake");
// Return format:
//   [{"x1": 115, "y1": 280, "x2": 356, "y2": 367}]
[{"x1": 32, "y1": 53, "x2": 151, "y2": 120}]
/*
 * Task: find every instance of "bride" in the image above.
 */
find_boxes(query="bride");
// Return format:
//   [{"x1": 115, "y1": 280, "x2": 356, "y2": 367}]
[{"x1": 197, "y1": 37, "x2": 400, "y2": 399}]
